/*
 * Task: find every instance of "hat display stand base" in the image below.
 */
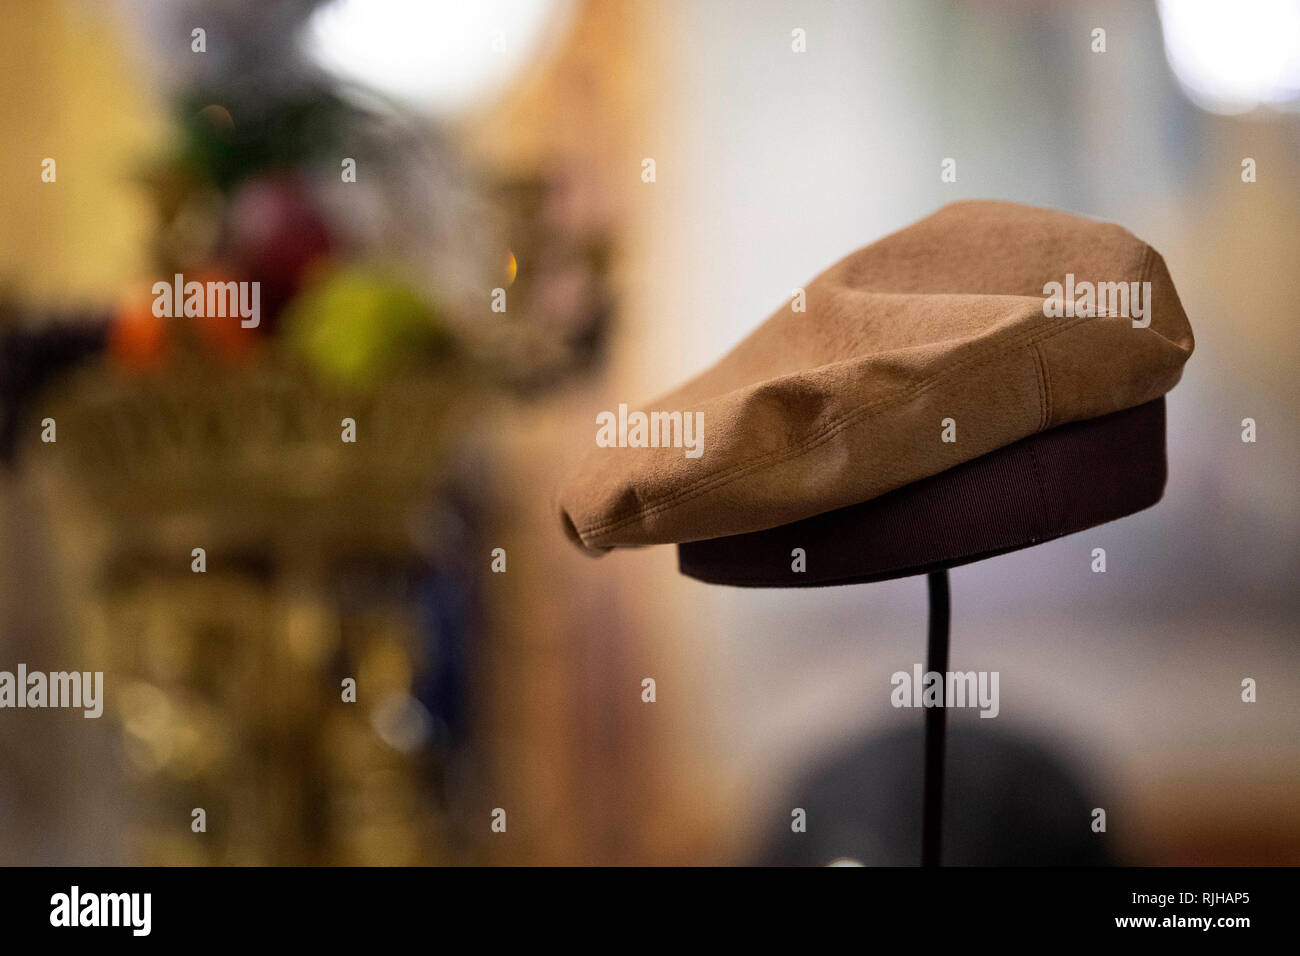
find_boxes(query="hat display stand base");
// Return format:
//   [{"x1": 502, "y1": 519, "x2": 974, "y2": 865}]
[{"x1": 677, "y1": 398, "x2": 1169, "y2": 866}]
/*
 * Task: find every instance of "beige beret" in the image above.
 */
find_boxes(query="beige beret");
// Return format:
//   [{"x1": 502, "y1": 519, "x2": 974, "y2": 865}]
[{"x1": 559, "y1": 200, "x2": 1194, "y2": 554}]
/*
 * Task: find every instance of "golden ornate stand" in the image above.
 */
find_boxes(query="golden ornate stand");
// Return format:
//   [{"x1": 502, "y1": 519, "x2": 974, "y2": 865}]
[{"x1": 30, "y1": 358, "x2": 473, "y2": 864}]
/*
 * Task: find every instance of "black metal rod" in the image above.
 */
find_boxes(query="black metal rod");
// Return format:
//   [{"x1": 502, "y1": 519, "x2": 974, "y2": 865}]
[{"x1": 922, "y1": 569, "x2": 950, "y2": 867}]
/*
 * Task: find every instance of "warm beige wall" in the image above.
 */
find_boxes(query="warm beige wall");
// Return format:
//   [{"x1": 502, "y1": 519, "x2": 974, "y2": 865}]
[
  {"x1": 0, "y1": 0, "x2": 162, "y2": 308},
  {"x1": 467, "y1": 0, "x2": 746, "y2": 863}
]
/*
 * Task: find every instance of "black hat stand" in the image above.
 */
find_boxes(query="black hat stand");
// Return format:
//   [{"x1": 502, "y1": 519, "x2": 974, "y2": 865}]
[
  {"x1": 921, "y1": 570, "x2": 950, "y2": 867},
  {"x1": 675, "y1": 401, "x2": 1172, "y2": 867}
]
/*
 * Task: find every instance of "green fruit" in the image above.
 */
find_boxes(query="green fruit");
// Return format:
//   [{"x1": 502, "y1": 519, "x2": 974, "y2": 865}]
[{"x1": 282, "y1": 267, "x2": 447, "y2": 386}]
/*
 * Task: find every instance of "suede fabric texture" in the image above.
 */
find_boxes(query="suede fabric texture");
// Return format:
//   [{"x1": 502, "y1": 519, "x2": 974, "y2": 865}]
[{"x1": 559, "y1": 200, "x2": 1194, "y2": 554}]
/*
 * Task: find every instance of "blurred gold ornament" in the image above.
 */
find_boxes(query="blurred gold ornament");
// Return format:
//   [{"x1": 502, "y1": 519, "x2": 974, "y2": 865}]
[{"x1": 29, "y1": 357, "x2": 474, "y2": 864}]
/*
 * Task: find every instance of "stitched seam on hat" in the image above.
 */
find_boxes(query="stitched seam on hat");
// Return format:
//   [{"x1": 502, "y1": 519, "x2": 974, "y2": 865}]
[
  {"x1": 1030, "y1": 244, "x2": 1150, "y2": 440},
  {"x1": 581, "y1": 314, "x2": 1096, "y2": 539},
  {"x1": 1030, "y1": 344, "x2": 1048, "y2": 432},
  {"x1": 1034, "y1": 343, "x2": 1045, "y2": 429}
]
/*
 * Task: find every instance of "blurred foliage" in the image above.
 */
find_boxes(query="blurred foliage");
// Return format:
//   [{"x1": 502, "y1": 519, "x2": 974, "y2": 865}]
[{"x1": 176, "y1": 83, "x2": 352, "y2": 193}]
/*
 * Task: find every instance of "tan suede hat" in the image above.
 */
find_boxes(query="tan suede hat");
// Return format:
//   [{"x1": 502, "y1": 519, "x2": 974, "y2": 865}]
[{"x1": 559, "y1": 200, "x2": 1193, "y2": 554}]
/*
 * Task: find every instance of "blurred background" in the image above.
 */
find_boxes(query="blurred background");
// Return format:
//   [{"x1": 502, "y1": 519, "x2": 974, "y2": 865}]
[{"x1": 0, "y1": 0, "x2": 1297, "y2": 865}]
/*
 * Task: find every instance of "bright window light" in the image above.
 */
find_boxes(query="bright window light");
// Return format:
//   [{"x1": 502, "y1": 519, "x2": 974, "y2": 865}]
[
  {"x1": 1158, "y1": 0, "x2": 1300, "y2": 115},
  {"x1": 302, "y1": 0, "x2": 572, "y2": 115}
]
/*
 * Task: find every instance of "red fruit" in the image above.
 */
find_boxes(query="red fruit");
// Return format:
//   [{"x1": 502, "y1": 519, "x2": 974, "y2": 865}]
[{"x1": 225, "y1": 175, "x2": 333, "y2": 327}]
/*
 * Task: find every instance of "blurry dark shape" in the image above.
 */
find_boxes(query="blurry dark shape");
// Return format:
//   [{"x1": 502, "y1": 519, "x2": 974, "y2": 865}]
[
  {"x1": 762, "y1": 724, "x2": 1112, "y2": 866},
  {"x1": 133, "y1": 0, "x2": 349, "y2": 191},
  {"x1": 177, "y1": 83, "x2": 351, "y2": 193},
  {"x1": 0, "y1": 301, "x2": 108, "y2": 466},
  {"x1": 414, "y1": 461, "x2": 499, "y2": 753}
]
